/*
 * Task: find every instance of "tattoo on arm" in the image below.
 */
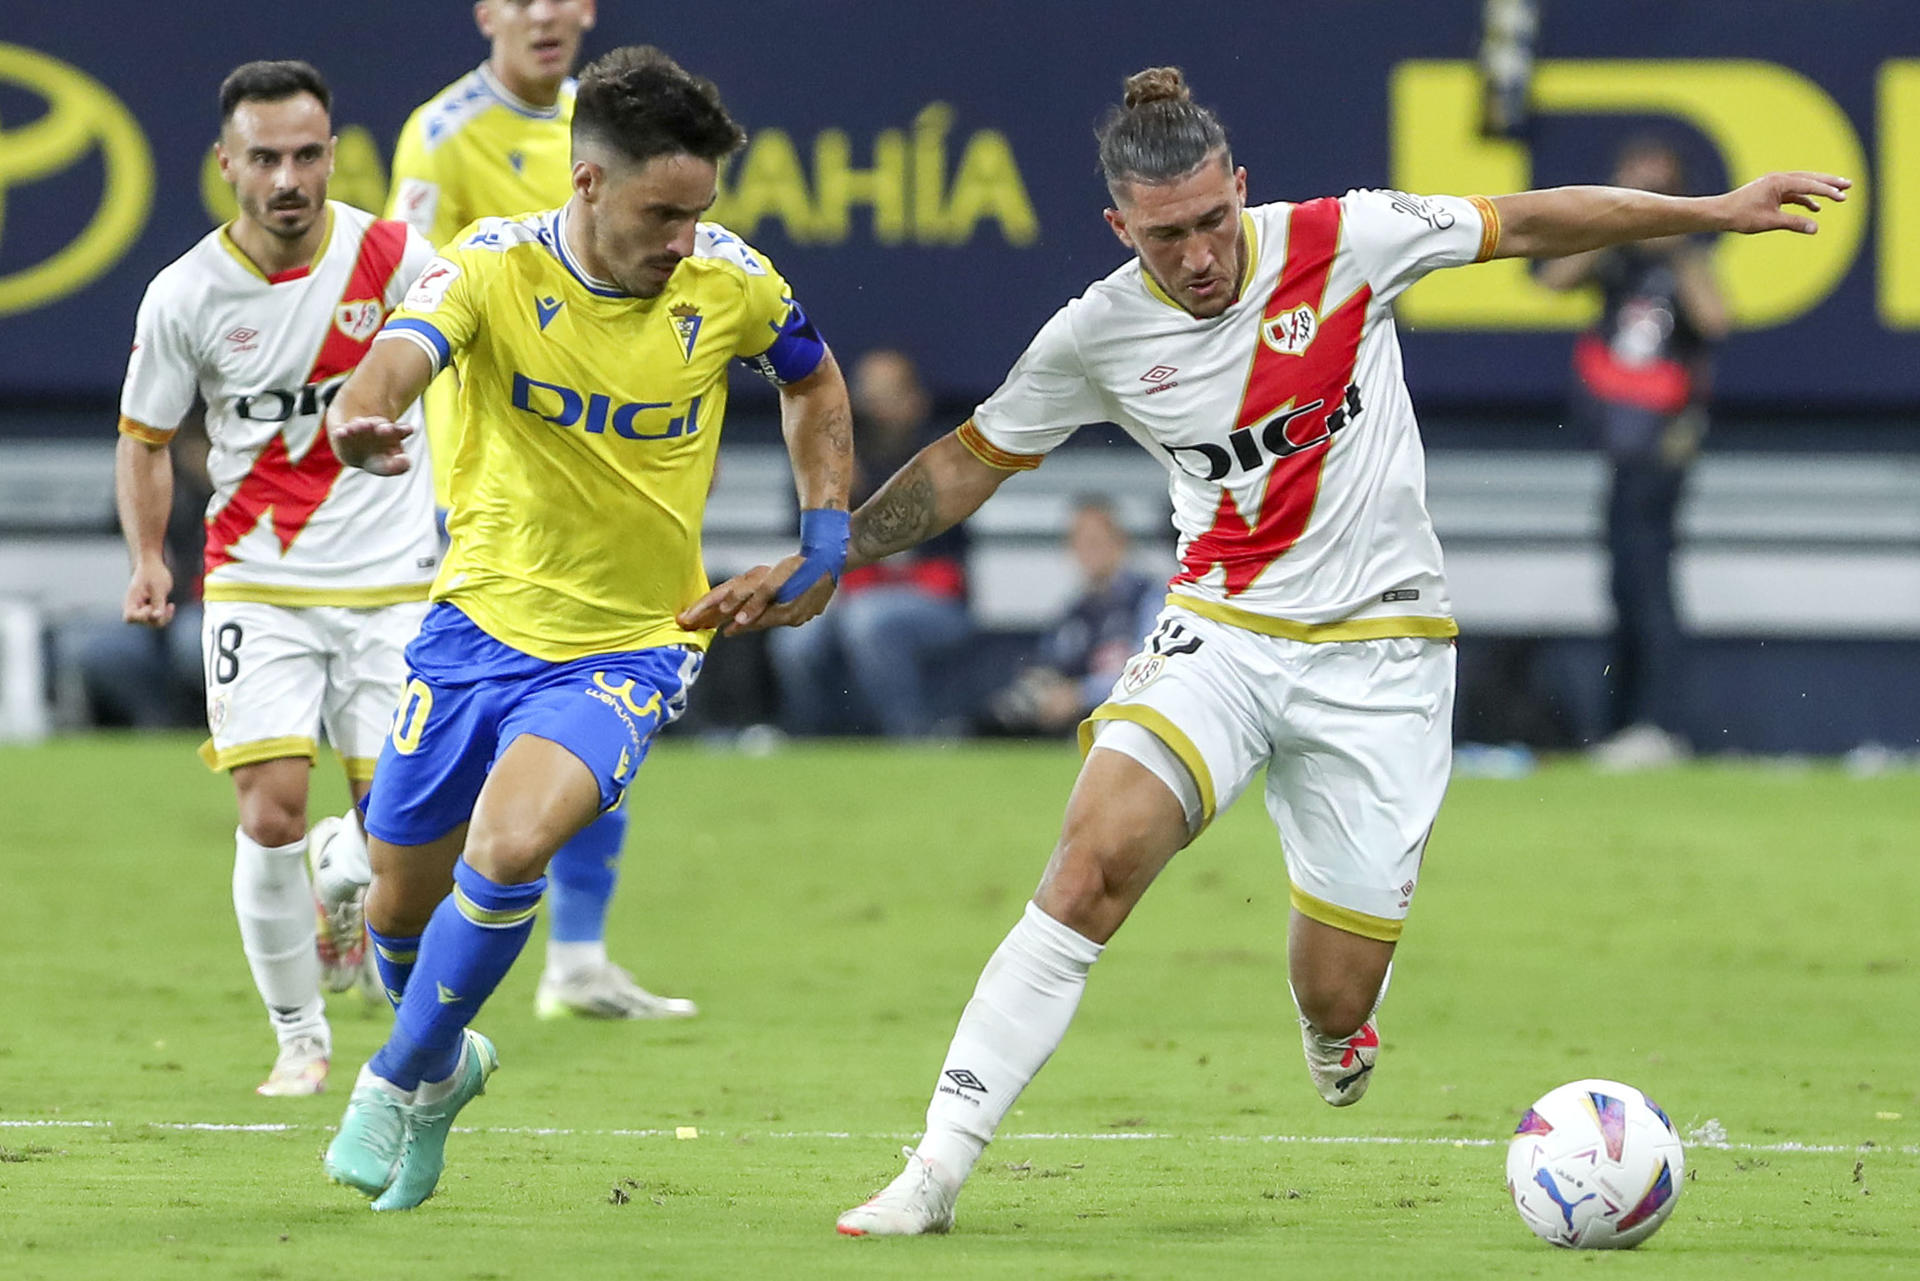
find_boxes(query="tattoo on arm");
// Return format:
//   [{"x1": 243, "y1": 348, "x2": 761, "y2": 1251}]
[{"x1": 851, "y1": 461, "x2": 937, "y2": 563}]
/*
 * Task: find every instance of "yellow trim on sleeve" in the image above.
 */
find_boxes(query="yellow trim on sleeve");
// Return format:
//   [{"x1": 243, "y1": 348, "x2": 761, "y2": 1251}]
[
  {"x1": 1078, "y1": 702, "x2": 1218, "y2": 828},
  {"x1": 1167, "y1": 593, "x2": 1459, "y2": 643},
  {"x1": 339, "y1": 755, "x2": 379, "y2": 785},
  {"x1": 201, "y1": 581, "x2": 433, "y2": 608},
  {"x1": 956, "y1": 417, "x2": 1044, "y2": 472},
  {"x1": 1289, "y1": 883, "x2": 1404, "y2": 943},
  {"x1": 1468, "y1": 194, "x2": 1501, "y2": 262},
  {"x1": 198, "y1": 735, "x2": 318, "y2": 773},
  {"x1": 117, "y1": 415, "x2": 174, "y2": 444}
]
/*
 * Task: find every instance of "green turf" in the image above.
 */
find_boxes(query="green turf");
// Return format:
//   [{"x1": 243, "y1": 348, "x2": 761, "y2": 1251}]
[{"x1": 2, "y1": 735, "x2": 1914, "y2": 1279}]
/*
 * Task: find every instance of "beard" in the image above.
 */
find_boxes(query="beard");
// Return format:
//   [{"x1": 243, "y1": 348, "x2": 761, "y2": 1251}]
[{"x1": 246, "y1": 192, "x2": 319, "y2": 241}]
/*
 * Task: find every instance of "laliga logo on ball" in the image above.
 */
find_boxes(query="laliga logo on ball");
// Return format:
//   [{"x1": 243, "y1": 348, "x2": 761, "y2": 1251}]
[{"x1": 0, "y1": 44, "x2": 154, "y2": 316}]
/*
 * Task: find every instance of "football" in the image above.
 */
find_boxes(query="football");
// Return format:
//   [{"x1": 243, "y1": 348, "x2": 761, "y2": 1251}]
[{"x1": 1506, "y1": 1078, "x2": 1686, "y2": 1249}]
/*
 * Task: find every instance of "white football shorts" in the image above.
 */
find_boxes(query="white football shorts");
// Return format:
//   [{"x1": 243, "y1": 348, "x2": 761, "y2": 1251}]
[
  {"x1": 199, "y1": 599, "x2": 430, "y2": 781},
  {"x1": 1081, "y1": 603, "x2": 1455, "y2": 942}
]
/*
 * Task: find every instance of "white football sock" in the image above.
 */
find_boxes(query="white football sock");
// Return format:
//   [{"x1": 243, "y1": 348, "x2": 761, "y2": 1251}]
[
  {"x1": 232, "y1": 828, "x2": 326, "y2": 1041},
  {"x1": 546, "y1": 938, "x2": 607, "y2": 979},
  {"x1": 914, "y1": 901, "x2": 1104, "y2": 1189},
  {"x1": 311, "y1": 811, "x2": 371, "y2": 903}
]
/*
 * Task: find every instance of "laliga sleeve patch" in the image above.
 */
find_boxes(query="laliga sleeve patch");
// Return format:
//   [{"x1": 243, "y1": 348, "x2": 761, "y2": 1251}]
[
  {"x1": 392, "y1": 178, "x2": 440, "y2": 237},
  {"x1": 403, "y1": 259, "x2": 460, "y2": 313}
]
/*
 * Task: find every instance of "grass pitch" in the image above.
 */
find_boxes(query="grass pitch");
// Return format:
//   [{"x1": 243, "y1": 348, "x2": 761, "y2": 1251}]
[{"x1": 2, "y1": 735, "x2": 1914, "y2": 1279}]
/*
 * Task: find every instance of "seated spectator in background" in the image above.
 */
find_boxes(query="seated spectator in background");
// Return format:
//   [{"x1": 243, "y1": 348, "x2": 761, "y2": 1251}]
[
  {"x1": 70, "y1": 419, "x2": 212, "y2": 727},
  {"x1": 770, "y1": 350, "x2": 972, "y2": 737},
  {"x1": 987, "y1": 496, "x2": 1160, "y2": 735}
]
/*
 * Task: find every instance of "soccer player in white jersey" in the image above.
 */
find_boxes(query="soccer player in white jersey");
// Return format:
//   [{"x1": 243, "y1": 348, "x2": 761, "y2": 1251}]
[
  {"x1": 117, "y1": 61, "x2": 441, "y2": 1096},
  {"x1": 692, "y1": 65, "x2": 1848, "y2": 1235}
]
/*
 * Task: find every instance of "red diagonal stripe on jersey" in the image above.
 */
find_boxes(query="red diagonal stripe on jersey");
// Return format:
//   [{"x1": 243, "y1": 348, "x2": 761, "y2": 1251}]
[
  {"x1": 206, "y1": 220, "x2": 411, "y2": 573},
  {"x1": 1175, "y1": 198, "x2": 1370, "y2": 595}
]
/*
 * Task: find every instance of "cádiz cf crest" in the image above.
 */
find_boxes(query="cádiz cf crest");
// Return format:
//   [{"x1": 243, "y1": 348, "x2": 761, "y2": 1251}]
[{"x1": 670, "y1": 302, "x2": 703, "y2": 363}]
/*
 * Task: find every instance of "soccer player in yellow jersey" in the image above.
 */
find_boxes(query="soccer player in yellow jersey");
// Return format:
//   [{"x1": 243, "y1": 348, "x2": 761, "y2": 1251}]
[
  {"x1": 320, "y1": 47, "x2": 852, "y2": 1210},
  {"x1": 388, "y1": 0, "x2": 593, "y2": 496},
  {"x1": 386, "y1": 0, "x2": 692, "y2": 1024}
]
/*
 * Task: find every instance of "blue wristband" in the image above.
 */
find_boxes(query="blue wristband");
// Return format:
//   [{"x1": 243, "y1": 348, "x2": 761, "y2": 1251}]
[{"x1": 775, "y1": 507, "x2": 851, "y2": 603}]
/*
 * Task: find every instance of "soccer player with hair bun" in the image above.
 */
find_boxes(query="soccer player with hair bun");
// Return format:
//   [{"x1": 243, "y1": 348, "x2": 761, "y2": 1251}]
[{"x1": 707, "y1": 64, "x2": 1843, "y2": 1234}]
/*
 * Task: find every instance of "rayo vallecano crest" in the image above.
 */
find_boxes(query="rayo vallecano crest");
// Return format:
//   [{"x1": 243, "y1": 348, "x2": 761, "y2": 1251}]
[
  {"x1": 335, "y1": 298, "x2": 384, "y2": 343},
  {"x1": 1262, "y1": 303, "x2": 1318, "y2": 356},
  {"x1": 670, "y1": 302, "x2": 703, "y2": 363}
]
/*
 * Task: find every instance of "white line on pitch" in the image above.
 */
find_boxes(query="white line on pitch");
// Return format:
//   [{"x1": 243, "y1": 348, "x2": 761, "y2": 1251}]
[{"x1": 3, "y1": 1118, "x2": 1913, "y2": 1156}]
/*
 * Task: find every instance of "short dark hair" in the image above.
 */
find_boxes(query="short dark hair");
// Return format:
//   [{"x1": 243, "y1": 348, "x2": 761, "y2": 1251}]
[
  {"x1": 219, "y1": 60, "x2": 331, "y2": 124},
  {"x1": 1096, "y1": 66, "x2": 1230, "y2": 200},
  {"x1": 572, "y1": 46, "x2": 745, "y2": 168}
]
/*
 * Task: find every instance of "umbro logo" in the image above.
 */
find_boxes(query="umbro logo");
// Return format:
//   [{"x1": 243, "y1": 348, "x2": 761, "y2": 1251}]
[
  {"x1": 226, "y1": 327, "x2": 259, "y2": 353},
  {"x1": 509, "y1": 150, "x2": 526, "y2": 174},
  {"x1": 943, "y1": 1068, "x2": 988, "y2": 1093},
  {"x1": 1140, "y1": 364, "x2": 1179, "y2": 395},
  {"x1": 536, "y1": 295, "x2": 563, "y2": 330}
]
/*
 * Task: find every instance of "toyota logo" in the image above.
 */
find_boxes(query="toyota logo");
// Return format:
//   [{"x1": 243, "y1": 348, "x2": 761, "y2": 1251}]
[{"x1": 0, "y1": 43, "x2": 154, "y2": 316}]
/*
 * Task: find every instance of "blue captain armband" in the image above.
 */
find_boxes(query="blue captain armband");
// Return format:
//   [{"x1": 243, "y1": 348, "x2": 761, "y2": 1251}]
[
  {"x1": 774, "y1": 507, "x2": 850, "y2": 604},
  {"x1": 741, "y1": 299, "x2": 827, "y2": 386}
]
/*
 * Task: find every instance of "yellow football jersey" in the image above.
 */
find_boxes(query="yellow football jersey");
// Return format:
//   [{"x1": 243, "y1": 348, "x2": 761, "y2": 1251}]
[
  {"x1": 379, "y1": 207, "x2": 823, "y2": 661},
  {"x1": 388, "y1": 63, "x2": 576, "y2": 506}
]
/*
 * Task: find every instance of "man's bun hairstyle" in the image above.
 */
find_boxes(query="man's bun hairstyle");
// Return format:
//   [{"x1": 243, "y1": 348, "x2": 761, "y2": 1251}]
[{"x1": 1097, "y1": 65, "x2": 1230, "y2": 198}]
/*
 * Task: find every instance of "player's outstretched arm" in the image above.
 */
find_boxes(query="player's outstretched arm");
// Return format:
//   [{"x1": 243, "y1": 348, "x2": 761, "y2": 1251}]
[
  {"x1": 678, "y1": 354, "x2": 855, "y2": 636},
  {"x1": 848, "y1": 430, "x2": 1013, "y2": 570},
  {"x1": 678, "y1": 427, "x2": 1013, "y2": 637},
  {"x1": 324, "y1": 337, "x2": 435, "y2": 477},
  {"x1": 114, "y1": 433, "x2": 175, "y2": 627},
  {"x1": 1489, "y1": 171, "x2": 1850, "y2": 261}
]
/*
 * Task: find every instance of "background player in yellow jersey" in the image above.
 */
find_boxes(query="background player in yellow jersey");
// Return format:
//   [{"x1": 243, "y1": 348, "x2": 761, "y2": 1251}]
[
  {"x1": 319, "y1": 46, "x2": 851, "y2": 1211},
  {"x1": 386, "y1": 0, "x2": 696, "y2": 1023}
]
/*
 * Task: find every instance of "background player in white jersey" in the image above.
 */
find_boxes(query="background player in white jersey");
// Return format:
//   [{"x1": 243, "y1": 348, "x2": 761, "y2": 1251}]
[
  {"x1": 687, "y1": 66, "x2": 1847, "y2": 1235},
  {"x1": 117, "y1": 61, "x2": 440, "y2": 1096},
  {"x1": 383, "y1": 0, "x2": 696, "y2": 1023}
]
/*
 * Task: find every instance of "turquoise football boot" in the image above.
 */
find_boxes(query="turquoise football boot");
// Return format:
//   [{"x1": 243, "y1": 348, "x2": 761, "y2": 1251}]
[
  {"x1": 324, "y1": 1073, "x2": 410, "y2": 1196},
  {"x1": 371, "y1": 1029, "x2": 499, "y2": 1212}
]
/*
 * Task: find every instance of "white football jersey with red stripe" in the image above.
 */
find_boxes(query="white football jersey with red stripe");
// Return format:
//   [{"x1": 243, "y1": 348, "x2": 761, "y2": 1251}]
[
  {"x1": 120, "y1": 201, "x2": 439, "y2": 604},
  {"x1": 966, "y1": 189, "x2": 1498, "y2": 637}
]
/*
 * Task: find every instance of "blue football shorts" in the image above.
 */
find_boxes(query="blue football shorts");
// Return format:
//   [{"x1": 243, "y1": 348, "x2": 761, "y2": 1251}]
[{"x1": 363, "y1": 604, "x2": 702, "y2": 847}]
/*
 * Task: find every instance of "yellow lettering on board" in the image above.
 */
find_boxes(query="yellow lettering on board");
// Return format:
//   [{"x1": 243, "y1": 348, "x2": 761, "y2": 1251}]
[{"x1": 1392, "y1": 60, "x2": 1868, "y2": 331}]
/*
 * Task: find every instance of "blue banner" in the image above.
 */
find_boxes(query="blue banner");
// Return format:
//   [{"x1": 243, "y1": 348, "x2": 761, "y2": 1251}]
[{"x1": 1, "y1": 1, "x2": 1914, "y2": 405}]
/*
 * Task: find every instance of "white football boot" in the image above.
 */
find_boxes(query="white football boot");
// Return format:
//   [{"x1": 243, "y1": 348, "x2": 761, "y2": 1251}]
[
  {"x1": 836, "y1": 1147, "x2": 958, "y2": 1237},
  {"x1": 306, "y1": 817, "x2": 370, "y2": 994},
  {"x1": 256, "y1": 1033, "x2": 329, "y2": 1097},
  {"x1": 1295, "y1": 966, "x2": 1389, "y2": 1107},
  {"x1": 1299, "y1": 1017, "x2": 1380, "y2": 1106},
  {"x1": 533, "y1": 962, "x2": 698, "y2": 1020}
]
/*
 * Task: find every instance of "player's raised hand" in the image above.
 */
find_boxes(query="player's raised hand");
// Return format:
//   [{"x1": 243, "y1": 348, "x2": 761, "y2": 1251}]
[
  {"x1": 122, "y1": 560, "x2": 174, "y2": 628},
  {"x1": 1720, "y1": 171, "x2": 1851, "y2": 235},
  {"x1": 328, "y1": 415, "x2": 414, "y2": 476}
]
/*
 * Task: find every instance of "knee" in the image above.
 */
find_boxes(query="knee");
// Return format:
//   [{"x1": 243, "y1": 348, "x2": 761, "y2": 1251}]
[
  {"x1": 237, "y1": 791, "x2": 307, "y2": 849},
  {"x1": 365, "y1": 875, "x2": 438, "y2": 937},
  {"x1": 1037, "y1": 827, "x2": 1145, "y2": 941},
  {"x1": 462, "y1": 818, "x2": 560, "y2": 885}
]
